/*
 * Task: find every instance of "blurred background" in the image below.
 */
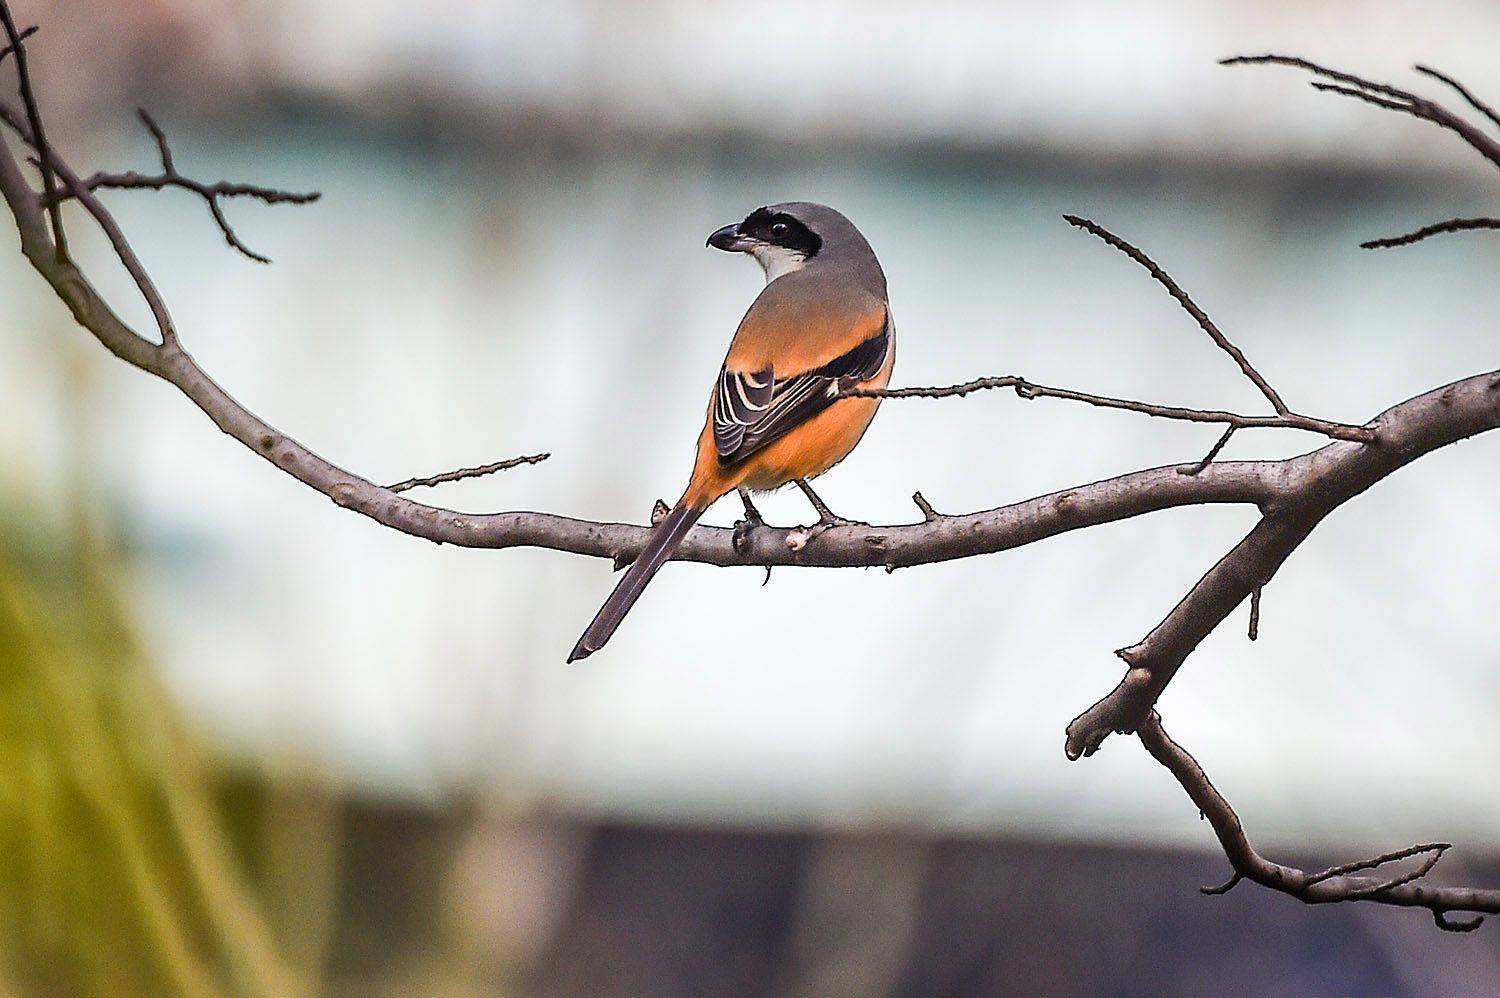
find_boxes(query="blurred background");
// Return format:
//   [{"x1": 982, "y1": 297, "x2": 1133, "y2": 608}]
[{"x1": 3, "y1": 0, "x2": 1499, "y2": 994}]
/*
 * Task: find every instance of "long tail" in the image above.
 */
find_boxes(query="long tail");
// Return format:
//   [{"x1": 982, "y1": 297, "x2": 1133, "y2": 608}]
[{"x1": 567, "y1": 498, "x2": 706, "y2": 662}]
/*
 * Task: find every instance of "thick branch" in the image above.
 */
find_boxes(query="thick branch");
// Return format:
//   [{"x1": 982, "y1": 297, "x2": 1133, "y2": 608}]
[
  {"x1": 1139, "y1": 713, "x2": 1497, "y2": 930},
  {"x1": 6, "y1": 18, "x2": 1500, "y2": 932},
  {"x1": 1056, "y1": 57, "x2": 1500, "y2": 762},
  {"x1": 1065, "y1": 370, "x2": 1500, "y2": 759},
  {"x1": 0, "y1": 107, "x2": 1496, "y2": 581}
]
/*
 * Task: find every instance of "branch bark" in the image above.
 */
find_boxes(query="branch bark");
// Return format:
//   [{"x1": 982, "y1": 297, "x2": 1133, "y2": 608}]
[
  {"x1": 1139, "y1": 714, "x2": 1497, "y2": 931},
  {"x1": 3, "y1": 11, "x2": 1497, "y2": 932}
]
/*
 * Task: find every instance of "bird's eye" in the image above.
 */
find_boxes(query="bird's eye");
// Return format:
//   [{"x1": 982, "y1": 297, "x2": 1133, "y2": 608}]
[{"x1": 770, "y1": 221, "x2": 789, "y2": 238}]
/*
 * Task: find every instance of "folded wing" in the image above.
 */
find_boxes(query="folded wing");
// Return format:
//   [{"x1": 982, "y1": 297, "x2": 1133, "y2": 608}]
[{"x1": 713, "y1": 314, "x2": 890, "y2": 465}]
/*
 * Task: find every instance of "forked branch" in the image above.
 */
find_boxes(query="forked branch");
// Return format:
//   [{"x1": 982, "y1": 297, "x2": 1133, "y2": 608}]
[
  {"x1": 1225, "y1": 54, "x2": 1500, "y2": 251},
  {"x1": 1139, "y1": 714, "x2": 1498, "y2": 932},
  {"x1": 2, "y1": 6, "x2": 1498, "y2": 933},
  {"x1": 47, "y1": 108, "x2": 322, "y2": 263}
]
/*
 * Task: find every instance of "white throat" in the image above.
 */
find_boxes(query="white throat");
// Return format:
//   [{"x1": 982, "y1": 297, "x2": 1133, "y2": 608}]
[{"x1": 751, "y1": 244, "x2": 808, "y2": 283}]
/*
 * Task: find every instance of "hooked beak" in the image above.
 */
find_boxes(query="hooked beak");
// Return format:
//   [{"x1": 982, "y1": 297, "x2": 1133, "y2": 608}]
[{"x1": 707, "y1": 223, "x2": 755, "y2": 253}]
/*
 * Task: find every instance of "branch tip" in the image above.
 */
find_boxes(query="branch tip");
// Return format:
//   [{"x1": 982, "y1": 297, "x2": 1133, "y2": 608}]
[
  {"x1": 1435, "y1": 910, "x2": 1485, "y2": 933},
  {"x1": 1413, "y1": 64, "x2": 1500, "y2": 132},
  {"x1": 1062, "y1": 213, "x2": 1290, "y2": 415},
  {"x1": 0, "y1": 20, "x2": 33, "y2": 62},
  {"x1": 1201, "y1": 872, "x2": 1242, "y2": 896},
  {"x1": 911, "y1": 490, "x2": 939, "y2": 521},
  {"x1": 1360, "y1": 217, "x2": 1500, "y2": 250}
]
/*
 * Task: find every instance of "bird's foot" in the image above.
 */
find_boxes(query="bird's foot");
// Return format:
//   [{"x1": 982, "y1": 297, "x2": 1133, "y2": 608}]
[
  {"x1": 732, "y1": 509, "x2": 766, "y2": 555},
  {"x1": 802, "y1": 512, "x2": 869, "y2": 544},
  {"x1": 733, "y1": 489, "x2": 767, "y2": 555}
]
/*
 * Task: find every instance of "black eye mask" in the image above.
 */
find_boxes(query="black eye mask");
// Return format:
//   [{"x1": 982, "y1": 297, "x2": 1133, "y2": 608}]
[{"x1": 739, "y1": 208, "x2": 822, "y2": 257}]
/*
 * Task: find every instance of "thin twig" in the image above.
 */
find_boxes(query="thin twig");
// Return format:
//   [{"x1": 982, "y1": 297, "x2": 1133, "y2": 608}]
[
  {"x1": 1360, "y1": 217, "x2": 1500, "y2": 250},
  {"x1": 851, "y1": 375, "x2": 1373, "y2": 441},
  {"x1": 2, "y1": 21, "x2": 1500, "y2": 937},
  {"x1": 137, "y1": 108, "x2": 175, "y2": 172},
  {"x1": 1415, "y1": 64, "x2": 1500, "y2": 133},
  {"x1": 1436, "y1": 910, "x2": 1486, "y2": 933},
  {"x1": 1310, "y1": 82, "x2": 1411, "y2": 114},
  {"x1": 1180, "y1": 426, "x2": 1237, "y2": 476},
  {"x1": 1224, "y1": 55, "x2": 1500, "y2": 172},
  {"x1": 911, "y1": 491, "x2": 939, "y2": 521},
  {"x1": 1303, "y1": 842, "x2": 1448, "y2": 887},
  {"x1": 1220, "y1": 54, "x2": 1417, "y2": 100},
  {"x1": 1062, "y1": 214, "x2": 1290, "y2": 415},
  {"x1": 1247, "y1": 586, "x2": 1261, "y2": 641},
  {"x1": 385, "y1": 453, "x2": 550, "y2": 494},
  {"x1": 38, "y1": 108, "x2": 322, "y2": 263},
  {"x1": 1138, "y1": 713, "x2": 1498, "y2": 929},
  {"x1": 1059, "y1": 59, "x2": 1500, "y2": 761},
  {"x1": 0, "y1": 102, "x2": 179, "y2": 345},
  {"x1": 1201, "y1": 872, "x2": 1243, "y2": 896},
  {"x1": 1345, "y1": 847, "x2": 1450, "y2": 900},
  {"x1": 0, "y1": 8, "x2": 65, "y2": 259},
  {"x1": 0, "y1": 20, "x2": 33, "y2": 63}
]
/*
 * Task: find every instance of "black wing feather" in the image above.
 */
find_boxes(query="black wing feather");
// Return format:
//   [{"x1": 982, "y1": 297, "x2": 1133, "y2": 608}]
[
  {"x1": 712, "y1": 365, "x2": 774, "y2": 458},
  {"x1": 714, "y1": 318, "x2": 890, "y2": 465}
]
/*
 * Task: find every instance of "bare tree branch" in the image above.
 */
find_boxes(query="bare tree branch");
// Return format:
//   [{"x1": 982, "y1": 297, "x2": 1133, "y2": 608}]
[
  {"x1": 44, "y1": 108, "x2": 322, "y2": 263},
  {"x1": 910, "y1": 491, "x2": 940, "y2": 522},
  {"x1": 1223, "y1": 55, "x2": 1500, "y2": 173},
  {"x1": 0, "y1": 9, "x2": 63, "y2": 258},
  {"x1": 1359, "y1": 216, "x2": 1500, "y2": 250},
  {"x1": 852, "y1": 217, "x2": 1377, "y2": 443},
  {"x1": 4, "y1": 5, "x2": 1498, "y2": 932},
  {"x1": 1063, "y1": 368, "x2": 1500, "y2": 760},
  {"x1": 1061, "y1": 214, "x2": 1290, "y2": 415},
  {"x1": 1138, "y1": 713, "x2": 1498, "y2": 931},
  {"x1": 0, "y1": 103, "x2": 180, "y2": 346},
  {"x1": 1182, "y1": 426, "x2": 1237, "y2": 476},
  {"x1": 850, "y1": 374, "x2": 1373, "y2": 440},
  {"x1": 1414, "y1": 64, "x2": 1500, "y2": 134},
  {"x1": 385, "y1": 453, "x2": 551, "y2": 494},
  {"x1": 1058, "y1": 56, "x2": 1500, "y2": 763},
  {"x1": 0, "y1": 20, "x2": 32, "y2": 63}
]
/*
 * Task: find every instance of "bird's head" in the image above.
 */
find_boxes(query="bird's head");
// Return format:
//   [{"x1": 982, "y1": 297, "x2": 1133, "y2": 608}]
[{"x1": 707, "y1": 203, "x2": 832, "y2": 283}]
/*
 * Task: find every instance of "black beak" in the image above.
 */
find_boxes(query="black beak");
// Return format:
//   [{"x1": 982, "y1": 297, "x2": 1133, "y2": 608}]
[{"x1": 707, "y1": 223, "x2": 753, "y2": 252}]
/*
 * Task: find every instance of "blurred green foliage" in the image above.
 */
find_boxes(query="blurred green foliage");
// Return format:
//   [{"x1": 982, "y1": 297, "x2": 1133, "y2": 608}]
[{"x1": 0, "y1": 511, "x2": 306, "y2": 997}]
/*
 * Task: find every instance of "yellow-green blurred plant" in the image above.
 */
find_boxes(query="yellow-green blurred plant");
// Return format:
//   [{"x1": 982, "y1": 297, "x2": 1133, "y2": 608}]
[{"x1": 0, "y1": 512, "x2": 308, "y2": 997}]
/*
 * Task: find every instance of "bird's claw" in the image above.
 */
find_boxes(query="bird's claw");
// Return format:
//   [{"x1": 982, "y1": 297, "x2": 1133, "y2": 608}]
[
  {"x1": 732, "y1": 510, "x2": 765, "y2": 555},
  {"x1": 802, "y1": 513, "x2": 868, "y2": 544}
]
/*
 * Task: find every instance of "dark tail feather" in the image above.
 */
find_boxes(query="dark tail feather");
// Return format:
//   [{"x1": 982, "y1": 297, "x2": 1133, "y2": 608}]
[{"x1": 567, "y1": 499, "x2": 705, "y2": 662}]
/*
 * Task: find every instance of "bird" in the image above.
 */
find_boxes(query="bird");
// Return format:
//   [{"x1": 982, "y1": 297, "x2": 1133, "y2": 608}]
[{"x1": 567, "y1": 202, "x2": 895, "y2": 662}]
